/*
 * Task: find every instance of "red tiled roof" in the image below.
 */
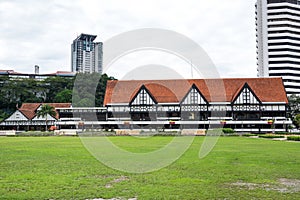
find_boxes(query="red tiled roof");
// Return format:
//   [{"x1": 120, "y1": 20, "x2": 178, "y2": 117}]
[
  {"x1": 103, "y1": 78, "x2": 288, "y2": 105},
  {"x1": 20, "y1": 103, "x2": 41, "y2": 111},
  {"x1": 19, "y1": 103, "x2": 71, "y2": 119},
  {"x1": 19, "y1": 110, "x2": 36, "y2": 120}
]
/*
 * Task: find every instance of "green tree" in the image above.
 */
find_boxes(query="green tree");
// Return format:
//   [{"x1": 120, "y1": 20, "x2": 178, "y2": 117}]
[
  {"x1": 0, "y1": 73, "x2": 115, "y2": 119},
  {"x1": 293, "y1": 114, "x2": 300, "y2": 129},
  {"x1": 36, "y1": 104, "x2": 56, "y2": 131},
  {"x1": 288, "y1": 94, "x2": 300, "y2": 118},
  {"x1": 54, "y1": 89, "x2": 72, "y2": 103},
  {"x1": 72, "y1": 73, "x2": 115, "y2": 107},
  {"x1": 95, "y1": 73, "x2": 115, "y2": 106},
  {"x1": 0, "y1": 110, "x2": 9, "y2": 122},
  {"x1": 72, "y1": 73, "x2": 100, "y2": 107},
  {"x1": 43, "y1": 76, "x2": 75, "y2": 102}
]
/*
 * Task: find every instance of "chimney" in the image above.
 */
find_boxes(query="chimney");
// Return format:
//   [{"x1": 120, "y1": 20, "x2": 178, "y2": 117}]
[{"x1": 35, "y1": 65, "x2": 39, "y2": 74}]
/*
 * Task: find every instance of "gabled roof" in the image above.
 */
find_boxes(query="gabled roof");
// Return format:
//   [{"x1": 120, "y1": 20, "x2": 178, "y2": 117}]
[
  {"x1": 129, "y1": 85, "x2": 158, "y2": 105},
  {"x1": 19, "y1": 103, "x2": 71, "y2": 119},
  {"x1": 4, "y1": 110, "x2": 30, "y2": 121},
  {"x1": 231, "y1": 82, "x2": 261, "y2": 103},
  {"x1": 103, "y1": 78, "x2": 288, "y2": 105},
  {"x1": 180, "y1": 84, "x2": 208, "y2": 104},
  {"x1": 19, "y1": 109, "x2": 36, "y2": 120}
]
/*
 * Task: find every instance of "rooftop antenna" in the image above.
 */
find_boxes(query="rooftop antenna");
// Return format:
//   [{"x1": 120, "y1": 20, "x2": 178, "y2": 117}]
[{"x1": 190, "y1": 60, "x2": 194, "y2": 79}]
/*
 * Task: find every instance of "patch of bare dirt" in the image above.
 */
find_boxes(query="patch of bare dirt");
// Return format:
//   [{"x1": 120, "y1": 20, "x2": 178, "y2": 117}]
[
  {"x1": 105, "y1": 175, "x2": 129, "y2": 189},
  {"x1": 229, "y1": 178, "x2": 300, "y2": 193}
]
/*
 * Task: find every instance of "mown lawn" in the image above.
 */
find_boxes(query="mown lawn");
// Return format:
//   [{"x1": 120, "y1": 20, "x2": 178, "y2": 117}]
[{"x1": 0, "y1": 136, "x2": 299, "y2": 199}]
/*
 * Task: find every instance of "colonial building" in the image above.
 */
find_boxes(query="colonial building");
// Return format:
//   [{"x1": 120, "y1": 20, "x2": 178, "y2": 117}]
[
  {"x1": 1, "y1": 78, "x2": 292, "y2": 133},
  {"x1": 100, "y1": 77, "x2": 291, "y2": 132},
  {"x1": 0, "y1": 103, "x2": 71, "y2": 131}
]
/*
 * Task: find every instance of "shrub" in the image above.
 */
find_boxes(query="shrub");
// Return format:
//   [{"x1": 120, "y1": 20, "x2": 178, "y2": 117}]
[
  {"x1": 275, "y1": 132, "x2": 289, "y2": 135},
  {"x1": 259, "y1": 134, "x2": 285, "y2": 139},
  {"x1": 16, "y1": 131, "x2": 54, "y2": 137},
  {"x1": 222, "y1": 128, "x2": 235, "y2": 134},
  {"x1": 222, "y1": 133, "x2": 240, "y2": 137},
  {"x1": 242, "y1": 134, "x2": 257, "y2": 137},
  {"x1": 287, "y1": 136, "x2": 300, "y2": 141},
  {"x1": 155, "y1": 131, "x2": 181, "y2": 136}
]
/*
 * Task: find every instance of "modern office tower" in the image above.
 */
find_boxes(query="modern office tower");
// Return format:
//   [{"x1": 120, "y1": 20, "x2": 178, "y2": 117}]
[
  {"x1": 71, "y1": 33, "x2": 103, "y2": 74},
  {"x1": 256, "y1": 0, "x2": 300, "y2": 94}
]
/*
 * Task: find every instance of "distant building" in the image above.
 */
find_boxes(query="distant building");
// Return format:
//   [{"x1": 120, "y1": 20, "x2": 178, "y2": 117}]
[
  {"x1": 0, "y1": 103, "x2": 71, "y2": 131},
  {"x1": 0, "y1": 69, "x2": 75, "y2": 80},
  {"x1": 71, "y1": 33, "x2": 103, "y2": 74},
  {"x1": 256, "y1": 0, "x2": 300, "y2": 94}
]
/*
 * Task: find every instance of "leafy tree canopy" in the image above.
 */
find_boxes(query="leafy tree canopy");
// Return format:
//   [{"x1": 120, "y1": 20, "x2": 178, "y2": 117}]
[{"x1": 0, "y1": 73, "x2": 115, "y2": 115}]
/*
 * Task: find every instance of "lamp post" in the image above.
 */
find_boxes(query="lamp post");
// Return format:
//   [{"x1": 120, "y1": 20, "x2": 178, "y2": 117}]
[{"x1": 78, "y1": 120, "x2": 85, "y2": 132}]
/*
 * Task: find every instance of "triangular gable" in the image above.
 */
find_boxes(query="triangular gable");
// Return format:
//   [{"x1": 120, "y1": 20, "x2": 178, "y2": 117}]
[
  {"x1": 32, "y1": 114, "x2": 57, "y2": 121},
  {"x1": 4, "y1": 110, "x2": 29, "y2": 121},
  {"x1": 130, "y1": 85, "x2": 157, "y2": 106},
  {"x1": 233, "y1": 83, "x2": 260, "y2": 104},
  {"x1": 181, "y1": 84, "x2": 207, "y2": 105}
]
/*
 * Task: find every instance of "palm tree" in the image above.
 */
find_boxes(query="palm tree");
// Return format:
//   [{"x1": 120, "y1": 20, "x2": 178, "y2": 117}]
[{"x1": 36, "y1": 104, "x2": 56, "y2": 131}]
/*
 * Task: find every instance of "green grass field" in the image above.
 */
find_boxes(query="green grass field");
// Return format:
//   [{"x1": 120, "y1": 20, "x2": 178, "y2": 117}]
[{"x1": 0, "y1": 136, "x2": 299, "y2": 199}]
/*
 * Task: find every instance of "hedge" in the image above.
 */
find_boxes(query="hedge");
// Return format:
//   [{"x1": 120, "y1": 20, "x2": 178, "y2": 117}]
[
  {"x1": 259, "y1": 134, "x2": 285, "y2": 139},
  {"x1": 242, "y1": 134, "x2": 257, "y2": 137},
  {"x1": 222, "y1": 128, "x2": 235, "y2": 134},
  {"x1": 287, "y1": 136, "x2": 300, "y2": 141}
]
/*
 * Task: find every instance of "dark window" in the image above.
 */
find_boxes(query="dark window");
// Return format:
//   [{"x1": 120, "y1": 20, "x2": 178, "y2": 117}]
[{"x1": 268, "y1": 0, "x2": 299, "y2": 5}]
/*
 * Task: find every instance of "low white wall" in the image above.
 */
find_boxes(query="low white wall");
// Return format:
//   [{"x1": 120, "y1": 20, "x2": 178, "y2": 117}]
[
  {"x1": 54, "y1": 129, "x2": 78, "y2": 136},
  {"x1": 0, "y1": 130, "x2": 16, "y2": 136}
]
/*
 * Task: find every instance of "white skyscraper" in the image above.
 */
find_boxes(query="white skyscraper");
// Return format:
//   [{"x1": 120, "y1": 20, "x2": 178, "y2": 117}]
[
  {"x1": 71, "y1": 33, "x2": 103, "y2": 74},
  {"x1": 256, "y1": 0, "x2": 300, "y2": 94}
]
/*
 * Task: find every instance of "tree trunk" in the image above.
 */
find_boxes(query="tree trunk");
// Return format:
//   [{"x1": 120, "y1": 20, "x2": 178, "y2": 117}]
[{"x1": 45, "y1": 115, "x2": 48, "y2": 132}]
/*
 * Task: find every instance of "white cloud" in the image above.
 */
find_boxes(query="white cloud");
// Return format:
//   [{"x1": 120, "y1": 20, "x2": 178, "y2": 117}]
[{"x1": 0, "y1": 0, "x2": 257, "y2": 77}]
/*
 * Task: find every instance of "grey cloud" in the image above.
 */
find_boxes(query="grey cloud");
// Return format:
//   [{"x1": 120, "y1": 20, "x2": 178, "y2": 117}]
[{"x1": 0, "y1": 0, "x2": 258, "y2": 77}]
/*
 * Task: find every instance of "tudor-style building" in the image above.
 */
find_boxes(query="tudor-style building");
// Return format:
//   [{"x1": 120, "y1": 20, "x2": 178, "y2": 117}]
[
  {"x1": 1, "y1": 78, "x2": 291, "y2": 133},
  {"x1": 103, "y1": 78, "x2": 291, "y2": 132},
  {"x1": 0, "y1": 103, "x2": 71, "y2": 131}
]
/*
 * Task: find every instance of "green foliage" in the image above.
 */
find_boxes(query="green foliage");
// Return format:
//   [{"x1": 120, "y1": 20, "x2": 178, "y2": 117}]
[
  {"x1": 288, "y1": 95, "x2": 300, "y2": 128},
  {"x1": 53, "y1": 89, "x2": 72, "y2": 103},
  {"x1": 0, "y1": 110, "x2": 9, "y2": 122},
  {"x1": 275, "y1": 132, "x2": 293, "y2": 135},
  {"x1": 36, "y1": 104, "x2": 56, "y2": 131},
  {"x1": 0, "y1": 137, "x2": 300, "y2": 199},
  {"x1": 288, "y1": 94, "x2": 300, "y2": 117},
  {"x1": 37, "y1": 104, "x2": 56, "y2": 118},
  {"x1": 15, "y1": 131, "x2": 55, "y2": 137},
  {"x1": 95, "y1": 73, "x2": 115, "y2": 106},
  {"x1": 72, "y1": 73, "x2": 115, "y2": 107},
  {"x1": 222, "y1": 133, "x2": 240, "y2": 137},
  {"x1": 242, "y1": 133, "x2": 257, "y2": 137},
  {"x1": 43, "y1": 76, "x2": 75, "y2": 102},
  {"x1": 259, "y1": 134, "x2": 285, "y2": 139},
  {"x1": 287, "y1": 136, "x2": 300, "y2": 141},
  {"x1": 222, "y1": 128, "x2": 235, "y2": 134},
  {"x1": 0, "y1": 73, "x2": 115, "y2": 116},
  {"x1": 275, "y1": 132, "x2": 288, "y2": 135},
  {"x1": 293, "y1": 114, "x2": 300, "y2": 129}
]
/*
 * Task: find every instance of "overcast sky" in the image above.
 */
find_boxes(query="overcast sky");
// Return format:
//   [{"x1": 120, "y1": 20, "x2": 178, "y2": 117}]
[{"x1": 0, "y1": 0, "x2": 257, "y2": 78}]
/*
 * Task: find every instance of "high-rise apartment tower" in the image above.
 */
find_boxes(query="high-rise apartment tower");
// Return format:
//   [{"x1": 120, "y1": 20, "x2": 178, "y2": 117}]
[
  {"x1": 256, "y1": 0, "x2": 300, "y2": 94},
  {"x1": 71, "y1": 33, "x2": 103, "y2": 74}
]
